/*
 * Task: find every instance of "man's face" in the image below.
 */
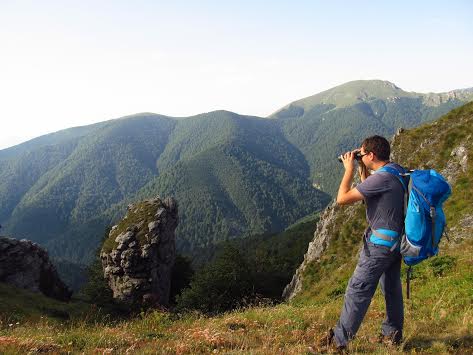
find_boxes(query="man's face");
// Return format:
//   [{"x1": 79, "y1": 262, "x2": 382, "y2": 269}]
[{"x1": 360, "y1": 146, "x2": 374, "y2": 169}]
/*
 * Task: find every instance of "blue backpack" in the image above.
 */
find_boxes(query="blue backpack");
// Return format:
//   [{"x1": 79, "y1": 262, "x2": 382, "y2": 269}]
[{"x1": 377, "y1": 167, "x2": 451, "y2": 298}]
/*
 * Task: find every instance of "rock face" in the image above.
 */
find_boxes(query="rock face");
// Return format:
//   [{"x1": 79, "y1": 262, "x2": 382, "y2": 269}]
[
  {"x1": 100, "y1": 196, "x2": 178, "y2": 307},
  {"x1": 441, "y1": 143, "x2": 469, "y2": 185},
  {"x1": 283, "y1": 201, "x2": 340, "y2": 300},
  {"x1": 0, "y1": 237, "x2": 72, "y2": 301}
]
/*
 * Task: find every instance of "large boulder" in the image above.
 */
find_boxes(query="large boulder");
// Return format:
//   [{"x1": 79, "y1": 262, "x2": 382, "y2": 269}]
[
  {"x1": 100, "y1": 196, "x2": 178, "y2": 307},
  {"x1": 0, "y1": 237, "x2": 72, "y2": 301}
]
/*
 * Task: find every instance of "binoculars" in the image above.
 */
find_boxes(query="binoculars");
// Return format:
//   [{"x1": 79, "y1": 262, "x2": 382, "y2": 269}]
[{"x1": 337, "y1": 150, "x2": 364, "y2": 163}]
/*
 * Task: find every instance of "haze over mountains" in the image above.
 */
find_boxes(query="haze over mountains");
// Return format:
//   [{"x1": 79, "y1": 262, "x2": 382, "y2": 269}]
[{"x1": 1, "y1": 80, "x2": 472, "y2": 265}]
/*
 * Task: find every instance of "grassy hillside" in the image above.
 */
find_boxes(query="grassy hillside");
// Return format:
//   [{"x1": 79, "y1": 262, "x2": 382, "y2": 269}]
[
  {"x1": 289, "y1": 101, "x2": 473, "y2": 350},
  {"x1": 271, "y1": 79, "x2": 473, "y2": 115},
  {"x1": 1, "y1": 103, "x2": 472, "y2": 353},
  {"x1": 1, "y1": 242, "x2": 471, "y2": 353},
  {"x1": 272, "y1": 80, "x2": 414, "y2": 111},
  {"x1": 0, "y1": 283, "x2": 90, "y2": 324}
]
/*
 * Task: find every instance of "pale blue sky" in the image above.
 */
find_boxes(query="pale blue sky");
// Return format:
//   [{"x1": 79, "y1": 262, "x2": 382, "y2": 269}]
[{"x1": 1, "y1": 0, "x2": 472, "y2": 149}]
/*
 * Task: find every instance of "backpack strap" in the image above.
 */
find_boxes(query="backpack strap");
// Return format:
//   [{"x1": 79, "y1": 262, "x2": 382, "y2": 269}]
[
  {"x1": 406, "y1": 176, "x2": 412, "y2": 218},
  {"x1": 430, "y1": 207, "x2": 436, "y2": 249},
  {"x1": 377, "y1": 166, "x2": 407, "y2": 191}
]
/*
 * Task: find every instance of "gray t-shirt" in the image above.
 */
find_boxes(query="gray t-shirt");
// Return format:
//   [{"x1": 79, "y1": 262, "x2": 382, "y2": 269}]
[{"x1": 355, "y1": 162, "x2": 405, "y2": 235}]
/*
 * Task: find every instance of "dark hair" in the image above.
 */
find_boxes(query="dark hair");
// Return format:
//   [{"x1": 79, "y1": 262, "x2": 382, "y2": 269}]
[{"x1": 362, "y1": 135, "x2": 390, "y2": 161}]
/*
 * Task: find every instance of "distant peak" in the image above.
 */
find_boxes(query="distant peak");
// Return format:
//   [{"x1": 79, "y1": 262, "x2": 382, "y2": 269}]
[
  {"x1": 338, "y1": 79, "x2": 399, "y2": 88},
  {"x1": 118, "y1": 112, "x2": 160, "y2": 119},
  {"x1": 270, "y1": 79, "x2": 411, "y2": 117},
  {"x1": 323, "y1": 79, "x2": 406, "y2": 97}
]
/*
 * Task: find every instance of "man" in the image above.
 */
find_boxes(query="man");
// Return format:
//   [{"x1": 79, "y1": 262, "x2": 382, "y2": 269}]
[{"x1": 323, "y1": 135, "x2": 405, "y2": 352}]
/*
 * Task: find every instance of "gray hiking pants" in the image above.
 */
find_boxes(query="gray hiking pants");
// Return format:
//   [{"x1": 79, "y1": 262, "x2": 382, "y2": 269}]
[{"x1": 333, "y1": 237, "x2": 404, "y2": 347}]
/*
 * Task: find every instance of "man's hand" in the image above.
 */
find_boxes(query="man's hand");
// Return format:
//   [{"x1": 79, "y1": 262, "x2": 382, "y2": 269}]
[
  {"x1": 340, "y1": 150, "x2": 356, "y2": 173},
  {"x1": 337, "y1": 149, "x2": 364, "y2": 205}
]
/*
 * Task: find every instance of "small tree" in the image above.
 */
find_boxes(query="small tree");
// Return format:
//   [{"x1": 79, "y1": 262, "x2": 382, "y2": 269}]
[
  {"x1": 79, "y1": 227, "x2": 114, "y2": 306},
  {"x1": 169, "y1": 254, "x2": 194, "y2": 305},
  {"x1": 176, "y1": 245, "x2": 253, "y2": 314}
]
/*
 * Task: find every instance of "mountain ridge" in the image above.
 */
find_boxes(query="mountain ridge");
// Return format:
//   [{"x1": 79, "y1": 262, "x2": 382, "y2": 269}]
[
  {"x1": 2, "y1": 80, "x2": 473, "y2": 155},
  {"x1": 0, "y1": 109, "x2": 330, "y2": 263},
  {"x1": 270, "y1": 79, "x2": 473, "y2": 118},
  {"x1": 0, "y1": 80, "x2": 471, "y2": 265}
]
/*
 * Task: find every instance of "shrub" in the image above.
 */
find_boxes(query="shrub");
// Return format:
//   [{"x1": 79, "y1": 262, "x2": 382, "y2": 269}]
[
  {"x1": 79, "y1": 228, "x2": 114, "y2": 306},
  {"x1": 428, "y1": 255, "x2": 457, "y2": 277},
  {"x1": 169, "y1": 255, "x2": 194, "y2": 305},
  {"x1": 176, "y1": 245, "x2": 253, "y2": 314}
]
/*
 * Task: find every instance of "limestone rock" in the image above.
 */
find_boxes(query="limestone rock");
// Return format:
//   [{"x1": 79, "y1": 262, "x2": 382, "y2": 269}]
[
  {"x1": 101, "y1": 196, "x2": 178, "y2": 307},
  {"x1": 441, "y1": 144, "x2": 468, "y2": 184},
  {"x1": 0, "y1": 236, "x2": 72, "y2": 301},
  {"x1": 283, "y1": 201, "x2": 342, "y2": 300}
]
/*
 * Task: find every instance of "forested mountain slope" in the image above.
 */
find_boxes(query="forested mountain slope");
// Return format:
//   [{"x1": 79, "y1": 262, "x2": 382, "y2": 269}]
[
  {"x1": 271, "y1": 80, "x2": 473, "y2": 194},
  {"x1": 0, "y1": 111, "x2": 329, "y2": 263},
  {"x1": 0, "y1": 80, "x2": 471, "y2": 265},
  {"x1": 135, "y1": 111, "x2": 328, "y2": 254}
]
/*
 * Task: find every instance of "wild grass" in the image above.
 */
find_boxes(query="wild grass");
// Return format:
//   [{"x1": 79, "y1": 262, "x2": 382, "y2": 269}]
[{"x1": 1, "y1": 234, "x2": 472, "y2": 354}]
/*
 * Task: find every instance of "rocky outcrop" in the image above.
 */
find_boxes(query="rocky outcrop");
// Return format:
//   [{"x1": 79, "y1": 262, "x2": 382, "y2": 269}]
[
  {"x1": 100, "y1": 196, "x2": 178, "y2": 307},
  {"x1": 393, "y1": 126, "x2": 469, "y2": 185},
  {"x1": 422, "y1": 88, "x2": 473, "y2": 107},
  {"x1": 448, "y1": 213, "x2": 473, "y2": 243},
  {"x1": 441, "y1": 143, "x2": 469, "y2": 185},
  {"x1": 0, "y1": 237, "x2": 72, "y2": 301}
]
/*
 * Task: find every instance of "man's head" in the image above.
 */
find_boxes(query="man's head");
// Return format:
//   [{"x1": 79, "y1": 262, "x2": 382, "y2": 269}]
[{"x1": 360, "y1": 135, "x2": 390, "y2": 169}]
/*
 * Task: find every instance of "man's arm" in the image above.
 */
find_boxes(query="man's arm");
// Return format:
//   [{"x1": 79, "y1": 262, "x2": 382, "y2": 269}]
[{"x1": 337, "y1": 151, "x2": 364, "y2": 205}]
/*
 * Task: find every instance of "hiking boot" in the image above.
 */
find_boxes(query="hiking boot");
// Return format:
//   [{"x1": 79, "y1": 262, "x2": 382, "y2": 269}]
[
  {"x1": 371, "y1": 331, "x2": 402, "y2": 347},
  {"x1": 308, "y1": 328, "x2": 347, "y2": 354}
]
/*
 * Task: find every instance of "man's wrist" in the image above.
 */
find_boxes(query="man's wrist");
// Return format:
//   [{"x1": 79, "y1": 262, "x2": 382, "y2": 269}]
[{"x1": 344, "y1": 168, "x2": 355, "y2": 176}]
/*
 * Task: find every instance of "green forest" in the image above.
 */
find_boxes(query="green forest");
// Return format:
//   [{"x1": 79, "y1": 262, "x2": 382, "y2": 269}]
[{"x1": 0, "y1": 80, "x2": 471, "y2": 269}]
